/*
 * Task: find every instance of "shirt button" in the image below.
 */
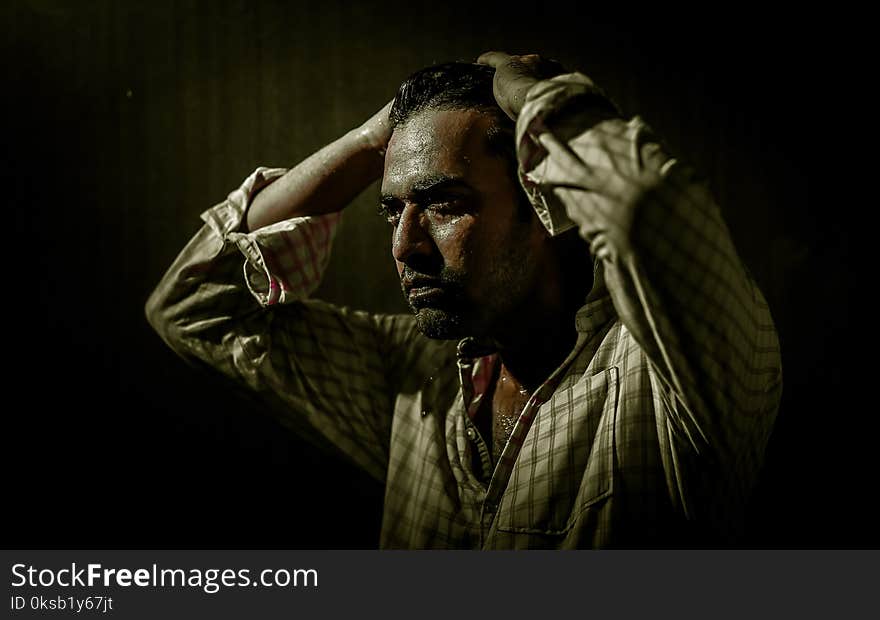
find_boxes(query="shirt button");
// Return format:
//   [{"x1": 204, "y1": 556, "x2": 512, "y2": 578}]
[{"x1": 465, "y1": 427, "x2": 476, "y2": 441}]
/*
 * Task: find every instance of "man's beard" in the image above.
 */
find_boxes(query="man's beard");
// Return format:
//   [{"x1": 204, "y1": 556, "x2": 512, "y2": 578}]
[{"x1": 400, "y1": 266, "x2": 472, "y2": 340}]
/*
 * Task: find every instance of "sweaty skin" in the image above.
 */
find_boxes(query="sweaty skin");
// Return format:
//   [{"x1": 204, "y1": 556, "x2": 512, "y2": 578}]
[
  {"x1": 381, "y1": 107, "x2": 581, "y2": 459},
  {"x1": 381, "y1": 108, "x2": 549, "y2": 342}
]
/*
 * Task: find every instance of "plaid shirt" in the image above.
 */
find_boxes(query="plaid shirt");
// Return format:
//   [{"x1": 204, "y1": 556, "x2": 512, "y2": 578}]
[{"x1": 146, "y1": 74, "x2": 782, "y2": 548}]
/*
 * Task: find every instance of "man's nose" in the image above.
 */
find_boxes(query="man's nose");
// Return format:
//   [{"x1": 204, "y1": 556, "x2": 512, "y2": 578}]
[{"x1": 391, "y1": 203, "x2": 433, "y2": 263}]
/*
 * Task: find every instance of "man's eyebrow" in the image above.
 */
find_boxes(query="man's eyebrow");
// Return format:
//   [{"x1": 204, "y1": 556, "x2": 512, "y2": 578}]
[{"x1": 380, "y1": 175, "x2": 473, "y2": 204}]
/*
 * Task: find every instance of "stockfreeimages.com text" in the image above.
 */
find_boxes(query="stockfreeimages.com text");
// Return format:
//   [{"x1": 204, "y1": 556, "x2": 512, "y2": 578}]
[{"x1": 10, "y1": 563, "x2": 318, "y2": 594}]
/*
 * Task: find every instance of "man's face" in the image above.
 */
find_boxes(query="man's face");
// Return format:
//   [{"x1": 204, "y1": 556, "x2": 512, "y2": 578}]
[{"x1": 380, "y1": 108, "x2": 546, "y2": 340}]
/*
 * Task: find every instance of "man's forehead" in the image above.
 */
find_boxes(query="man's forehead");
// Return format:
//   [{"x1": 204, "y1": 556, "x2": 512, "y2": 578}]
[{"x1": 381, "y1": 108, "x2": 495, "y2": 196}]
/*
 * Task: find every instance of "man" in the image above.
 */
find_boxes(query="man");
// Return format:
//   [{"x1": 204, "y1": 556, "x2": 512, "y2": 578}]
[{"x1": 146, "y1": 52, "x2": 782, "y2": 548}]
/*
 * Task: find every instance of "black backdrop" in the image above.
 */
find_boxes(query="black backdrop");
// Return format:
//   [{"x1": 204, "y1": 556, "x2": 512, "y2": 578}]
[{"x1": 2, "y1": 1, "x2": 862, "y2": 548}]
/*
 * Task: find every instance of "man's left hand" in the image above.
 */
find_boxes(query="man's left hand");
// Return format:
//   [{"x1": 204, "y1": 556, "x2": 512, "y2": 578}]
[{"x1": 476, "y1": 51, "x2": 566, "y2": 120}]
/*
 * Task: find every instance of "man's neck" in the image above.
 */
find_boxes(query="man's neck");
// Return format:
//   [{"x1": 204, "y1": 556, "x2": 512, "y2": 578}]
[
  {"x1": 491, "y1": 231, "x2": 593, "y2": 392},
  {"x1": 492, "y1": 316, "x2": 578, "y2": 393}
]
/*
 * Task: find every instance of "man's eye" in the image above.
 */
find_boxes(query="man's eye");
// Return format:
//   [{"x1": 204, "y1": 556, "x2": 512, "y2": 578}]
[
  {"x1": 426, "y1": 200, "x2": 461, "y2": 215},
  {"x1": 377, "y1": 204, "x2": 401, "y2": 225}
]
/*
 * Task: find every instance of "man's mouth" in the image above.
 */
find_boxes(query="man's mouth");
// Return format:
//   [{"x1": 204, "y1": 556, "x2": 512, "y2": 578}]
[
  {"x1": 407, "y1": 285, "x2": 446, "y2": 305},
  {"x1": 402, "y1": 278, "x2": 446, "y2": 307}
]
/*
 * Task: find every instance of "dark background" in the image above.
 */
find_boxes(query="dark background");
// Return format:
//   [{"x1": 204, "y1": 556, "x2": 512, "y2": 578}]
[{"x1": 2, "y1": 1, "x2": 863, "y2": 548}]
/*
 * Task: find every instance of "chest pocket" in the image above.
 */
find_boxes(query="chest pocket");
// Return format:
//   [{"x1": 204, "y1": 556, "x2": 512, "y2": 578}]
[{"x1": 494, "y1": 366, "x2": 619, "y2": 536}]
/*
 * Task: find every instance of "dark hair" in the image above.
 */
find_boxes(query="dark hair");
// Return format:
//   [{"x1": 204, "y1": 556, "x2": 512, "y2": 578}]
[
  {"x1": 389, "y1": 62, "x2": 530, "y2": 220},
  {"x1": 390, "y1": 62, "x2": 504, "y2": 125}
]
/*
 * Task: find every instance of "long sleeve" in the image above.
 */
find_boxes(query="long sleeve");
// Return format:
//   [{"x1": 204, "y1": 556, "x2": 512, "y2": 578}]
[
  {"x1": 145, "y1": 167, "x2": 422, "y2": 483},
  {"x1": 516, "y1": 74, "x2": 783, "y2": 472}
]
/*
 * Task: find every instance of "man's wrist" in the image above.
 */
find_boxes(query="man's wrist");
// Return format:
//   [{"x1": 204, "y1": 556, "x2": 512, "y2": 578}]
[
  {"x1": 355, "y1": 100, "x2": 394, "y2": 156},
  {"x1": 353, "y1": 124, "x2": 389, "y2": 158},
  {"x1": 507, "y1": 78, "x2": 541, "y2": 119}
]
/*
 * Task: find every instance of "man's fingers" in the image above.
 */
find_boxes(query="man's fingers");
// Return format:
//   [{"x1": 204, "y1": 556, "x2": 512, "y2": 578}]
[{"x1": 476, "y1": 51, "x2": 510, "y2": 67}]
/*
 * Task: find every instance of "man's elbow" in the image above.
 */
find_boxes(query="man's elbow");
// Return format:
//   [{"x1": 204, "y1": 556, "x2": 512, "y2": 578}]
[{"x1": 144, "y1": 286, "x2": 175, "y2": 345}]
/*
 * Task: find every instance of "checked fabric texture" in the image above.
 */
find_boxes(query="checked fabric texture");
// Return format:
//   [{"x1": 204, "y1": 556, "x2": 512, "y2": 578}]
[{"x1": 146, "y1": 73, "x2": 782, "y2": 548}]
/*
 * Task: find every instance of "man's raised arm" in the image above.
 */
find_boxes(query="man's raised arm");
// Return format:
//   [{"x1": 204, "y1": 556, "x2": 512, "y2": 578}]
[
  {"x1": 144, "y1": 100, "x2": 426, "y2": 483},
  {"x1": 244, "y1": 101, "x2": 392, "y2": 231},
  {"x1": 479, "y1": 52, "x2": 782, "y2": 474}
]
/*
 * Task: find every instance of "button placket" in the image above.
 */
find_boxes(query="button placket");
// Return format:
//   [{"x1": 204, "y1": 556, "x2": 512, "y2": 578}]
[{"x1": 464, "y1": 421, "x2": 493, "y2": 483}]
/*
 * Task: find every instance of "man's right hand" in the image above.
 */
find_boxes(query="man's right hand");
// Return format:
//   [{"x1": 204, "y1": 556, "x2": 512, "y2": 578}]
[
  {"x1": 246, "y1": 99, "x2": 395, "y2": 232},
  {"x1": 357, "y1": 99, "x2": 394, "y2": 154}
]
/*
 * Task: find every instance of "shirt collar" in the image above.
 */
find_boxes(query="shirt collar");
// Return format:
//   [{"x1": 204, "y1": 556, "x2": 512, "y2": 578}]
[
  {"x1": 456, "y1": 260, "x2": 614, "y2": 360},
  {"x1": 574, "y1": 261, "x2": 615, "y2": 339},
  {"x1": 455, "y1": 260, "x2": 616, "y2": 411}
]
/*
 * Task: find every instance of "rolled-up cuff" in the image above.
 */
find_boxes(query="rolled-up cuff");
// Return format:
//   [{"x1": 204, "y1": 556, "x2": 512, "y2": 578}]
[
  {"x1": 200, "y1": 166, "x2": 341, "y2": 306},
  {"x1": 516, "y1": 72, "x2": 619, "y2": 236}
]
